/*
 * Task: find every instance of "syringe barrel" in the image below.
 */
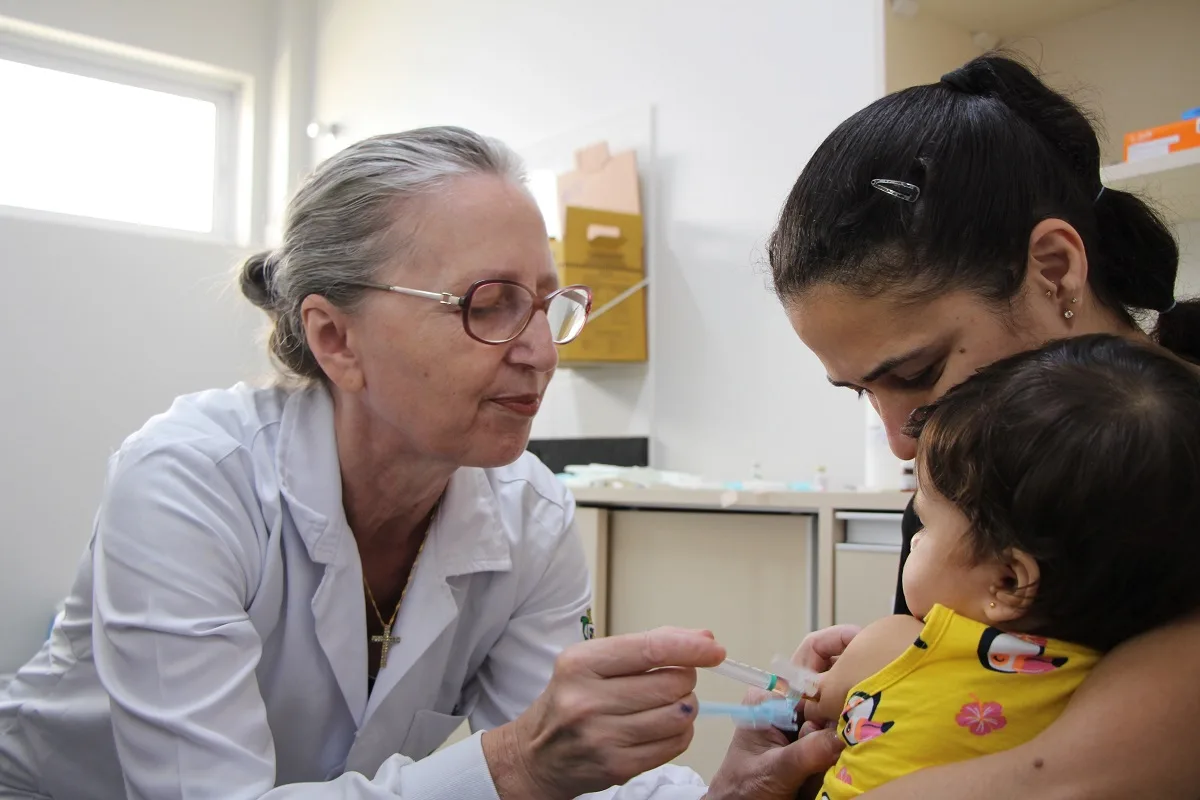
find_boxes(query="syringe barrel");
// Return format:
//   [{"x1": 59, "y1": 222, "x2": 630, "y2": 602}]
[{"x1": 707, "y1": 659, "x2": 780, "y2": 693}]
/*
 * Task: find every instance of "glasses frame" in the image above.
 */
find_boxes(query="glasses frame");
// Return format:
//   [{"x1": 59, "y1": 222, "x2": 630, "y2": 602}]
[{"x1": 354, "y1": 278, "x2": 594, "y2": 345}]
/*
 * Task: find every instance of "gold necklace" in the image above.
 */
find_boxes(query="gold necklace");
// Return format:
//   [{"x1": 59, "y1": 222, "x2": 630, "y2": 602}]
[{"x1": 363, "y1": 501, "x2": 438, "y2": 673}]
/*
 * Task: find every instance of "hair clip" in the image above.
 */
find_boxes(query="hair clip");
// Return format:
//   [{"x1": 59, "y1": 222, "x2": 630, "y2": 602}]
[{"x1": 871, "y1": 179, "x2": 921, "y2": 203}]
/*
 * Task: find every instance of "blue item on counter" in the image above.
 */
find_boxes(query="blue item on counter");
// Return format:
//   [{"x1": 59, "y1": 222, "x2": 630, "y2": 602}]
[{"x1": 1183, "y1": 107, "x2": 1200, "y2": 121}]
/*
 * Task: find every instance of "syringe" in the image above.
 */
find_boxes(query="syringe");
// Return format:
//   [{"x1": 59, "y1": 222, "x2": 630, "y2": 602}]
[
  {"x1": 697, "y1": 698, "x2": 799, "y2": 731},
  {"x1": 705, "y1": 657, "x2": 821, "y2": 701}
]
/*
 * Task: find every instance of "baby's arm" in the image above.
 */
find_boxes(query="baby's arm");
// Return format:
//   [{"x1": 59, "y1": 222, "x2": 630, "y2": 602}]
[{"x1": 814, "y1": 615, "x2": 925, "y2": 723}]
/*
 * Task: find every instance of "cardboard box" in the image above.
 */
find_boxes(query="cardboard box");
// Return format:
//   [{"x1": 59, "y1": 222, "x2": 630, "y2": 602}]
[
  {"x1": 1124, "y1": 118, "x2": 1200, "y2": 162},
  {"x1": 552, "y1": 206, "x2": 646, "y2": 363},
  {"x1": 556, "y1": 142, "x2": 641, "y2": 224},
  {"x1": 551, "y1": 141, "x2": 646, "y2": 364}
]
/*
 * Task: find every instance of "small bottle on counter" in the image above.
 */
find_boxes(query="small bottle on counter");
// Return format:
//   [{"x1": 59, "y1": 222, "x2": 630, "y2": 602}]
[
  {"x1": 899, "y1": 460, "x2": 916, "y2": 492},
  {"x1": 813, "y1": 465, "x2": 828, "y2": 492},
  {"x1": 864, "y1": 401, "x2": 906, "y2": 489}
]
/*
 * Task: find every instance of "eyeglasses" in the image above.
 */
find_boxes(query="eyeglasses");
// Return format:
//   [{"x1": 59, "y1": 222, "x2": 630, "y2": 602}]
[{"x1": 354, "y1": 279, "x2": 594, "y2": 345}]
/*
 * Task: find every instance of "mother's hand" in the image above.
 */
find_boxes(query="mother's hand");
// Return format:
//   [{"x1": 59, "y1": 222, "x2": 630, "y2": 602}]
[
  {"x1": 704, "y1": 699, "x2": 845, "y2": 800},
  {"x1": 704, "y1": 624, "x2": 860, "y2": 800},
  {"x1": 790, "y1": 623, "x2": 859, "y2": 674},
  {"x1": 483, "y1": 627, "x2": 726, "y2": 800},
  {"x1": 791, "y1": 623, "x2": 859, "y2": 728}
]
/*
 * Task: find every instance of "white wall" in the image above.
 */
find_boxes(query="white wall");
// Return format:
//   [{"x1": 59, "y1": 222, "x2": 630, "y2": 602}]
[
  {"x1": 1175, "y1": 221, "x2": 1200, "y2": 298},
  {"x1": 0, "y1": 217, "x2": 269, "y2": 670},
  {"x1": 0, "y1": 1, "x2": 281, "y2": 669},
  {"x1": 886, "y1": 0, "x2": 1200, "y2": 322},
  {"x1": 1006, "y1": 0, "x2": 1200, "y2": 294},
  {"x1": 313, "y1": 0, "x2": 884, "y2": 486},
  {"x1": 1011, "y1": 0, "x2": 1200, "y2": 165},
  {"x1": 886, "y1": 2, "x2": 980, "y2": 93}
]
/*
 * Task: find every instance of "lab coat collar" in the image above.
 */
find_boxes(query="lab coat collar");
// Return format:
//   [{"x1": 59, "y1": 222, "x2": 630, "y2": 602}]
[
  {"x1": 275, "y1": 385, "x2": 515, "y2": 722},
  {"x1": 274, "y1": 385, "x2": 513, "y2": 575},
  {"x1": 276, "y1": 385, "x2": 345, "y2": 565},
  {"x1": 434, "y1": 466, "x2": 512, "y2": 578},
  {"x1": 362, "y1": 467, "x2": 514, "y2": 710}
]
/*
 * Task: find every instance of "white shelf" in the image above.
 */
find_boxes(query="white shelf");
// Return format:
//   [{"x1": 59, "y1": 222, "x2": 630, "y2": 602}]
[{"x1": 1101, "y1": 148, "x2": 1200, "y2": 224}]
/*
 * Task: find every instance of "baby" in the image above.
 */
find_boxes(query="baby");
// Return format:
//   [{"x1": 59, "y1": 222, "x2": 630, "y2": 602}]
[{"x1": 814, "y1": 334, "x2": 1200, "y2": 798}]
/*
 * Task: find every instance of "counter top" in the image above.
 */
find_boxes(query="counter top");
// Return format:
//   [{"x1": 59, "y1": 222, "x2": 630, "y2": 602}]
[{"x1": 568, "y1": 486, "x2": 912, "y2": 514}]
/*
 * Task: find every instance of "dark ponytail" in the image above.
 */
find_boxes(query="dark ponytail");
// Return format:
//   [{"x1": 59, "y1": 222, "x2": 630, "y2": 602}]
[
  {"x1": 1091, "y1": 188, "x2": 1179, "y2": 313},
  {"x1": 770, "y1": 53, "x2": 1191, "y2": 358},
  {"x1": 1155, "y1": 300, "x2": 1200, "y2": 364}
]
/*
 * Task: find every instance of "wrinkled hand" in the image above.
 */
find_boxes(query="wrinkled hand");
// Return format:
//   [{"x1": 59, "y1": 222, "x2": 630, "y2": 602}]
[
  {"x1": 483, "y1": 627, "x2": 726, "y2": 800},
  {"x1": 704, "y1": 689, "x2": 844, "y2": 800},
  {"x1": 703, "y1": 625, "x2": 860, "y2": 800}
]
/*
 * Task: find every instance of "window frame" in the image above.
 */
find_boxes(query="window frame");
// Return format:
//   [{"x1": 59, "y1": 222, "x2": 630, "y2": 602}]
[{"x1": 0, "y1": 26, "x2": 244, "y2": 240}]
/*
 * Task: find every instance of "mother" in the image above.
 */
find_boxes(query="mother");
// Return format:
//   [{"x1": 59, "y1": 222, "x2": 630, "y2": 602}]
[{"x1": 705, "y1": 54, "x2": 1200, "y2": 798}]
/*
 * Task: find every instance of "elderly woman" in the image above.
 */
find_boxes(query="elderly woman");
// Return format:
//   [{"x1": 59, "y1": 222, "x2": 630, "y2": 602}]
[{"x1": 1, "y1": 127, "x2": 825, "y2": 800}]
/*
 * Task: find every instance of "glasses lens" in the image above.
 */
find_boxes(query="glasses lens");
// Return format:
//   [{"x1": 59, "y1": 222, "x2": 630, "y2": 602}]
[
  {"x1": 466, "y1": 282, "x2": 533, "y2": 343},
  {"x1": 546, "y1": 287, "x2": 591, "y2": 344}
]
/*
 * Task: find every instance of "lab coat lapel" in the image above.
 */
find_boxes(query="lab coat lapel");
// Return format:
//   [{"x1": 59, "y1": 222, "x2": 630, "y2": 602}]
[
  {"x1": 364, "y1": 467, "x2": 512, "y2": 710},
  {"x1": 277, "y1": 387, "x2": 369, "y2": 727}
]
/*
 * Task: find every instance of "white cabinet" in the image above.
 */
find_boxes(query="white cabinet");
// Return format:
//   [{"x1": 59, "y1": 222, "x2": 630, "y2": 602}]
[
  {"x1": 833, "y1": 512, "x2": 903, "y2": 628},
  {"x1": 834, "y1": 545, "x2": 901, "y2": 628},
  {"x1": 606, "y1": 509, "x2": 813, "y2": 782}
]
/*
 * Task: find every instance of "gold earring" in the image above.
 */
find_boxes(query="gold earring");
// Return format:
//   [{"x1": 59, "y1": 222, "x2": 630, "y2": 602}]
[
  {"x1": 1045, "y1": 290, "x2": 1053, "y2": 298},
  {"x1": 1064, "y1": 309, "x2": 1074, "y2": 319},
  {"x1": 1071, "y1": 297, "x2": 1078, "y2": 303},
  {"x1": 989, "y1": 602, "x2": 996, "y2": 608}
]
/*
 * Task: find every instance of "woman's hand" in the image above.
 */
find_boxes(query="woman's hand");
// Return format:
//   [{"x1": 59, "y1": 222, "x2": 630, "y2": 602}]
[
  {"x1": 791, "y1": 623, "x2": 859, "y2": 729},
  {"x1": 482, "y1": 626, "x2": 726, "y2": 800},
  {"x1": 790, "y1": 624, "x2": 859, "y2": 673},
  {"x1": 703, "y1": 624, "x2": 860, "y2": 800}
]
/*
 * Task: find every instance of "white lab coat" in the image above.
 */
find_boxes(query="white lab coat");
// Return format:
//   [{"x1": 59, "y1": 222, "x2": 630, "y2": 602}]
[{"x1": 0, "y1": 384, "x2": 708, "y2": 800}]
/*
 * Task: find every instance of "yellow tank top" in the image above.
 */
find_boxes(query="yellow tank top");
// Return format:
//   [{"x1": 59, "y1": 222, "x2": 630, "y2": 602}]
[{"x1": 819, "y1": 604, "x2": 1099, "y2": 799}]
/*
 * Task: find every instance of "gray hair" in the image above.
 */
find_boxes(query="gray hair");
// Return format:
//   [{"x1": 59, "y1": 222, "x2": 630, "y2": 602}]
[{"x1": 239, "y1": 126, "x2": 527, "y2": 382}]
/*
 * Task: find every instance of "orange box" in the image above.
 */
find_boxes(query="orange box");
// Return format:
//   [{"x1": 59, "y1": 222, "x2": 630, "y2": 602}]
[{"x1": 1123, "y1": 118, "x2": 1200, "y2": 162}]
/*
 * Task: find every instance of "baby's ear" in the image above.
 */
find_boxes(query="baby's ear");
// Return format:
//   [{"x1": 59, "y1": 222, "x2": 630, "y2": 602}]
[{"x1": 985, "y1": 549, "x2": 1039, "y2": 624}]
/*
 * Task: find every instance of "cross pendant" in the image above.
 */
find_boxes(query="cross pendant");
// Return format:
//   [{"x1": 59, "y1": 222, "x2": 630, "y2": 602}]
[{"x1": 370, "y1": 624, "x2": 403, "y2": 670}]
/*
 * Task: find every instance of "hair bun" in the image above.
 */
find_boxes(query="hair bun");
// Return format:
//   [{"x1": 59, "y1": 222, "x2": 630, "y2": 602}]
[
  {"x1": 239, "y1": 250, "x2": 279, "y2": 313},
  {"x1": 940, "y1": 67, "x2": 976, "y2": 94}
]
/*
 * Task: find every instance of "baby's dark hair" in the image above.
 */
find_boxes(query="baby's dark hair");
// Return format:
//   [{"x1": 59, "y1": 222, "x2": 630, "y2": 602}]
[
  {"x1": 769, "y1": 53, "x2": 1200, "y2": 364},
  {"x1": 904, "y1": 335, "x2": 1200, "y2": 652}
]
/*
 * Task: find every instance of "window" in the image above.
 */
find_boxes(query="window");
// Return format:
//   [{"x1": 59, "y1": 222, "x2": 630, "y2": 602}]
[
  {"x1": 0, "y1": 31, "x2": 242, "y2": 237},
  {"x1": 528, "y1": 169, "x2": 562, "y2": 240}
]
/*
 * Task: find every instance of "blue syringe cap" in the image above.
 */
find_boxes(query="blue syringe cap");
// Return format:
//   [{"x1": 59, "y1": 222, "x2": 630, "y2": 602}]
[{"x1": 742, "y1": 698, "x2": 801, "y2": 731}]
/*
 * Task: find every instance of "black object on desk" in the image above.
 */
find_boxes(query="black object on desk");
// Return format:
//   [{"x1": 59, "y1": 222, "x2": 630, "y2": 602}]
[{"x1": 526, "y1": 436, "x2": 649, "y2": 475}]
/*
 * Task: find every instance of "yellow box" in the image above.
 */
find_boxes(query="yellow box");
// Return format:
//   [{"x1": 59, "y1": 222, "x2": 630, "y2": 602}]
[{"x1": 552, "y1": 206, "x2": 646, "y2": 364}]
